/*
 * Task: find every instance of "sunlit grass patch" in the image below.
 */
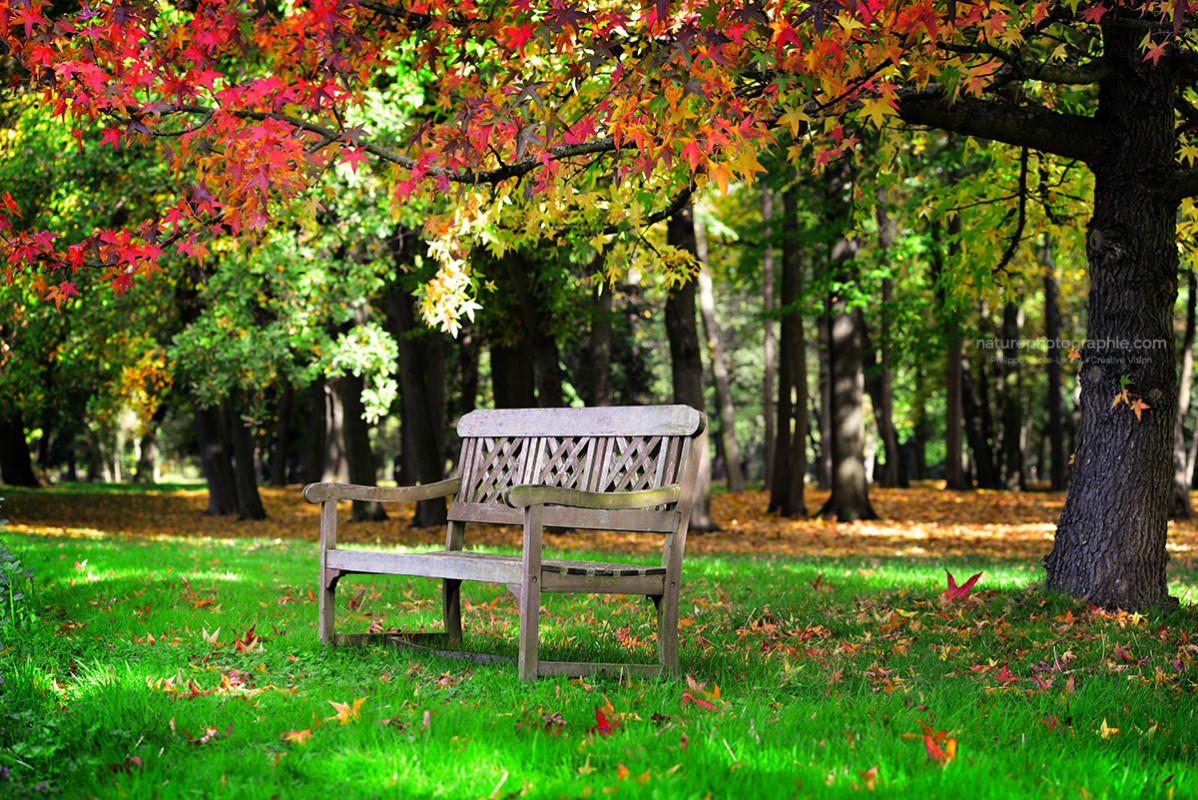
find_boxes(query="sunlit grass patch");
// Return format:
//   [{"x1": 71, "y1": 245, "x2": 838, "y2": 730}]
[{"x1": 2, "y1": 488, "x2": 1198, "y2": 798}]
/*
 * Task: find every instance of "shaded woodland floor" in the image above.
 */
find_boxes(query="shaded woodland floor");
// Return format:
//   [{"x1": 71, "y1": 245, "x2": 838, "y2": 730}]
[{"x1": 7, "y1": 483, "x2": 1198, "y2": 566}]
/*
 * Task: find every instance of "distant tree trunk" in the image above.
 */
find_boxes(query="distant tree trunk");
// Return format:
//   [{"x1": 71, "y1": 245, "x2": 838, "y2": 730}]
[
  {"x1": 815, "y1": 312, "x2": 832, "y2": 490},
  {"x1": 1000, "y1": 302, "x2": 1026, "y2": 490},
  {"x1": 302, "y1": 379, "x2": 328, "y2": 485},
  {"x1": 934, "y1": 220, "x2": 968, "y2": 490},
  {"x1": 768, "y1": 184, "x2": 808, "y2": 517},
  {"x1": 491, "y1": 338, "x2": 537, "y2": 408},
  {"x1": 455, "y1": 320, "x2": 479, "y2": 416},
  {"x1": 269, "y1": 381, "x2": 293, "y2": 487},
  {"x1": 762, "y1": 186, "x2": 777, "y2": 488},
  {"x1": 1044, "y1": 244, "x2": 1067, "y2": 491},
  {"x1": 225, "y1": 397, "x2": 266, "y2": 521},
  {"x1": 322, "y1": 379, "x2": 348, "y2": 482},
  {"x1": 335, "y1": 374, "x2": 385, "y2": 522},
  {"x1": 666, "y1": 202, "x2": 715, "y2": 531},
  {"x1": 386, "y1": 268, "x2": 449, "y2": 528},
  {"x1": 133, "y1": 430, "x2": 160, "y2": 484},
  {"x1": 818, "y1": 241, "x2": 877, "y2": 522},
  {"x1": 588, "y1": 279, "x2": 614, "y2": 406},
  {"x1": 196, "y1": 404, "x2": 238, "y2": 515},
  {"x1": 867, "y1": 198, "x2": 902, "y2": 488},
  {"x1": 962, "y1": 357, "x2": 1001, "y2": 490},
  {"x1": 0, "y1": 412, "x2": 39, "y2": 487},
  {"x1": 695, "y1": 215, "x2": 744, "y2": 492},
  {"x1": 1171, "y1": 268, "x2": 1196, "y2": 518}
]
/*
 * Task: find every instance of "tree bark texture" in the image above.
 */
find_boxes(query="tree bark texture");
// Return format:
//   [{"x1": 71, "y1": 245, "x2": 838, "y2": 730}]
[
  {"x1": 224, "y1": 397, "x2": 266, "y2": 521},
  {"x1": 1045, "y1": 23, "x2": 1179, "y2": 609},
  {"x1": 269, "y1": 381, "x2": 293, "y2": 488},
  {"x1": 1000, "y1": 302, "x2": 1026, "y2": 490},
  {"x1": 0, "y1": 411, "x2": 39, "y2": 487},
  {"x1": 768, "y1": 184, "x2": 808, "y2": 517},
  {"x1": 334, "y1": 373, "x2": 386, "y2": 522},
  {"x1": 868, "y1": 197, "x2": 902, "y2": 488},
  {"x1": 196, "y1": 404, "x2": 238, "y2": 516},
  {"x1": 666, "y1": 203, "x2": 716, "y2": 531}
]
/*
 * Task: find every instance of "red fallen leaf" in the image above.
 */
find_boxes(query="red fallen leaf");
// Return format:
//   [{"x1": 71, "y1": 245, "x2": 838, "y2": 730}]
[
  {"x1": 589, "y1": 707, "x2": 619, "y2": 736},
  {"x1": 681, "y1": 692, "x2": 715, "y2": 710},
  {"x1": 916, "y1": 719, "x2": 957, "y2": 766},
  {"x1": 348, "y1": 589, "x2": 366, "y2": 610},
  {"x1": 942, "y1": 569, "x2": 983, "y2": 601},
  {"x1": 859, "y1": 765, "x2": 879, "y2": 790},
  {"x1": 993, "y1": 665, "x2": 1019, "y2": 684}
]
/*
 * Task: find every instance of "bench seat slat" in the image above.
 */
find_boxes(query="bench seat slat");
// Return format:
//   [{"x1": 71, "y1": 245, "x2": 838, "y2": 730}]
[{"x1": 447, "y1": 502, "x2": 680, "y2": 532}]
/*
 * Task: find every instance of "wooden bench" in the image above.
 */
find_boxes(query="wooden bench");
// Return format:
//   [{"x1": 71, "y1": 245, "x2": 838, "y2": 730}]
[{"x1": 302, "y1": 405, "x2": 707, "y2": 681}]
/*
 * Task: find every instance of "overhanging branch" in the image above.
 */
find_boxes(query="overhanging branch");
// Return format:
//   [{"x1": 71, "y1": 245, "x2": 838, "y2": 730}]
[{"x1": 897, "y1": 90, "x2": 1104, "y2": 163}]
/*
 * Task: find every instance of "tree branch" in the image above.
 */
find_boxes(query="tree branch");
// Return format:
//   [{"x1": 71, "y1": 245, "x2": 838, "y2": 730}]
[
  {"x1": 1167, "y1": 168, "x2": 1198, "y2": 201},
  {"x1": 896, "y1": 90, "x2": 1104, "y2": 163}
]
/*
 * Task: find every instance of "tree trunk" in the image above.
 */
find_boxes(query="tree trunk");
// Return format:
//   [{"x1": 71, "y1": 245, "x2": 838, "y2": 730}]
[
  {"x1": 388, "y1": 278, "x2": 449, "y2": 529},
  {"x1": 491, "y1": 338, "x2": 537, "y2": 408},
  {"x1": 933, "y1": 219, "x2": 969, "y2": 490},
  {"x1": 1045, "y1": 23, "x2": 1178, "y2": 609},
  {"x1": 196, "y1": 404, "x2": 238, "y2": 515},
  {"x1": 322, "y1": 378, "x2": 348, "y2": 482},
  {"x1": 695, "y1": 215, "x2": 744, "y2": 492},
  {"x1": 334, "y1": 374, "x2": 386, "y2": 522},
  {"x1": 815, "y1": 312, "x2": 832, "y2": 490},
  {"x1": 133, "y1": 430, "x2": 160, "y2": 484},
  {"x1": 767, "y1": 184, "x2": 808, "y2": 517},
  {"x1": 224, "y1": 397, "x2": 266, "y2": 521},
  {"x1": 0, "y1": 411, "x2": 39, "y2": 487},
  {"x1": 762, "y1": 186, "x2": 777, "y2": 488},
  {"x1": 588, "y1": 279, "x2": 614, "y2": 406},
  {"x1": 818, "y1": 232, "x2": 877, "y2": 522},
  {"x1": 458, "y1": 322, "x2": 481, "y2": 416},
  {"x1": 301, "y1": 379, "x2": 328, "y2": 485},
  {"x1": 1000, "y1": 301, "x2": 1025, "y2": 490},
  {"x1": 666, "y1": 202, "x2": 715, "y2": 531},
  {"x1": 1170, "y1": 267, "x2": 1196, "y2": 518},
  {"x1": 1044, "y1": 244, "x2": 1067, "y2": 491},
  {"x1": 868, "y1": 197, "x2": 903, "y2": 488},
  {"x1": 270, "y1": 381, "x2": 293, "y2": 488},
  {"x1": 962, "y1": 354, "x2": 1000, "y2": 489}
]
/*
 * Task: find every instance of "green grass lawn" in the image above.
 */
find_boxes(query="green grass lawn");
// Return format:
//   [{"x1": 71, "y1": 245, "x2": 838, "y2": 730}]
[{"x1": 2, "y1": 521, "x2": 1197, "y2": 798}]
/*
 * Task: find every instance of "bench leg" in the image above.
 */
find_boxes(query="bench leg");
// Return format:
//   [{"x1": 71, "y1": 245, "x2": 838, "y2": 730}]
[
  {"x1": 319, "y1": 577, "x2": 337, "y2": 646},
  {"x1": 518, "y1": 503, "x2": 545, "y2": 681},
  {"x1": 443, "y1": 579, "x2": 462, "y2": 643},
  {"x1": 656, "y1": 581, "x2": 681, "y2": 675},
  {"x1": 517, "y1": 576, "x2": 541, "y2": 680}
]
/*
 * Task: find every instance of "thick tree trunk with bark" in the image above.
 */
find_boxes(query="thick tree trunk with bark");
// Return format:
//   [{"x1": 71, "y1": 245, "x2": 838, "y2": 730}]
[
  {"x1": 666, "y1": 203, "x2": 715, "y2": 531},
  {"x1": 491, "y1": 339, "x2": 537, "y2": 408},
  {"x1": 868, "y1": 200, "x2": 902, "y2": 488},
  {"x1": 196, "y1": 404, "x2": 238, "y2": 515},
  {"x1": 768, "y1": 184, "x2": 808, "y2": 517},
  {"x1": 962, "y1": 356, "x2": 1000, "y2": 489},
  {"x1": 0, "y1": 412, "x2": 39, "y2": 487},
  {"x1": 815, "y1": 313, "x2": 832, "y2": 490},
  {"x1": 695, "y1": 216, "x2": 744, "y2": 493},
  {"x1": 932, "y1": 220, "x2": 969, "y2": 490},
  {"x1": 1045, "y1": 24, "x2": 1179, "y2": 609},
  {"x1": 818, "y1": 238, "x2": 877, "y2": 522},
  {"x1": 1044, "y1": 245, "x2": 1067, "y2": 491}
]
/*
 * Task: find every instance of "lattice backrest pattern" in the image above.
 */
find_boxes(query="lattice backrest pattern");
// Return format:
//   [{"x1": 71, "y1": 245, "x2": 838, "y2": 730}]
[{"x1": 454, "y1": 406, "x2": 701, "y2": 505}]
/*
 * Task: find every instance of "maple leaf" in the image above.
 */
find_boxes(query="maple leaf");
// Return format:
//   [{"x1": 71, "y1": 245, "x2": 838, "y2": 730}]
[
  {"x1": 327, "y1": 697, "x2": 366, "y2": 725},
  {"x1": 1130, "y1": 398, "x2": 1150, "y2": 421},
  {"x1": 1096, "y1": 718, "x2": 1119, "y2": 739},
  {"x1": 941, "y1": 569, "x2": 983, "y2": 601},
  {"x1": 588, "y1": 706, "x2": 619, "y2": 736},
  {"x1": 281, "y1": 729, "x2": 312, "y2": 745},
  {"x1": 681, "y1": 692, "x2": 716, "y2": 710},
  {"x1": 917, "y1": 720, "x2": 957, "y2": 766}
]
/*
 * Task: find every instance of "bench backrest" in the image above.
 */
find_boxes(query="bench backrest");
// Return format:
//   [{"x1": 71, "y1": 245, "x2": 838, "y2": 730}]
[{"x1": 448, "y1": 405, "x2": 706, "y2": 531}]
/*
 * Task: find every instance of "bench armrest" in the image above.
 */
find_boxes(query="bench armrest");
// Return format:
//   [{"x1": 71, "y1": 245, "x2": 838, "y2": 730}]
[
  {"x1": 304, "y1": 478, "x2": 462, "y2": 504},
  {"x1": 504, "y1": 483, "x2": 682, "y2": 511}
]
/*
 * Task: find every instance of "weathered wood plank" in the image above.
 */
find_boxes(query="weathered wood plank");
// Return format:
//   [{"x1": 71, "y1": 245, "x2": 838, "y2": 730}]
[
  {"x1": 303, "y1": 478, "x2": 461, "y2": 504},
  {"x1": 505, "y1": 483, "x2": 682, "y2": 510},
  {"x1": 458, "y1": 405, "x2": 703, "y2": 438},
  {"x1": 536, "y1": 660, "x2": 665, "y2": 678},
  {"x1": 447, "y1": 502, "x2": 680, "y2": 532},
  {"x1": 327, "y1": 549, "x2": 524, "y2": 583}
]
